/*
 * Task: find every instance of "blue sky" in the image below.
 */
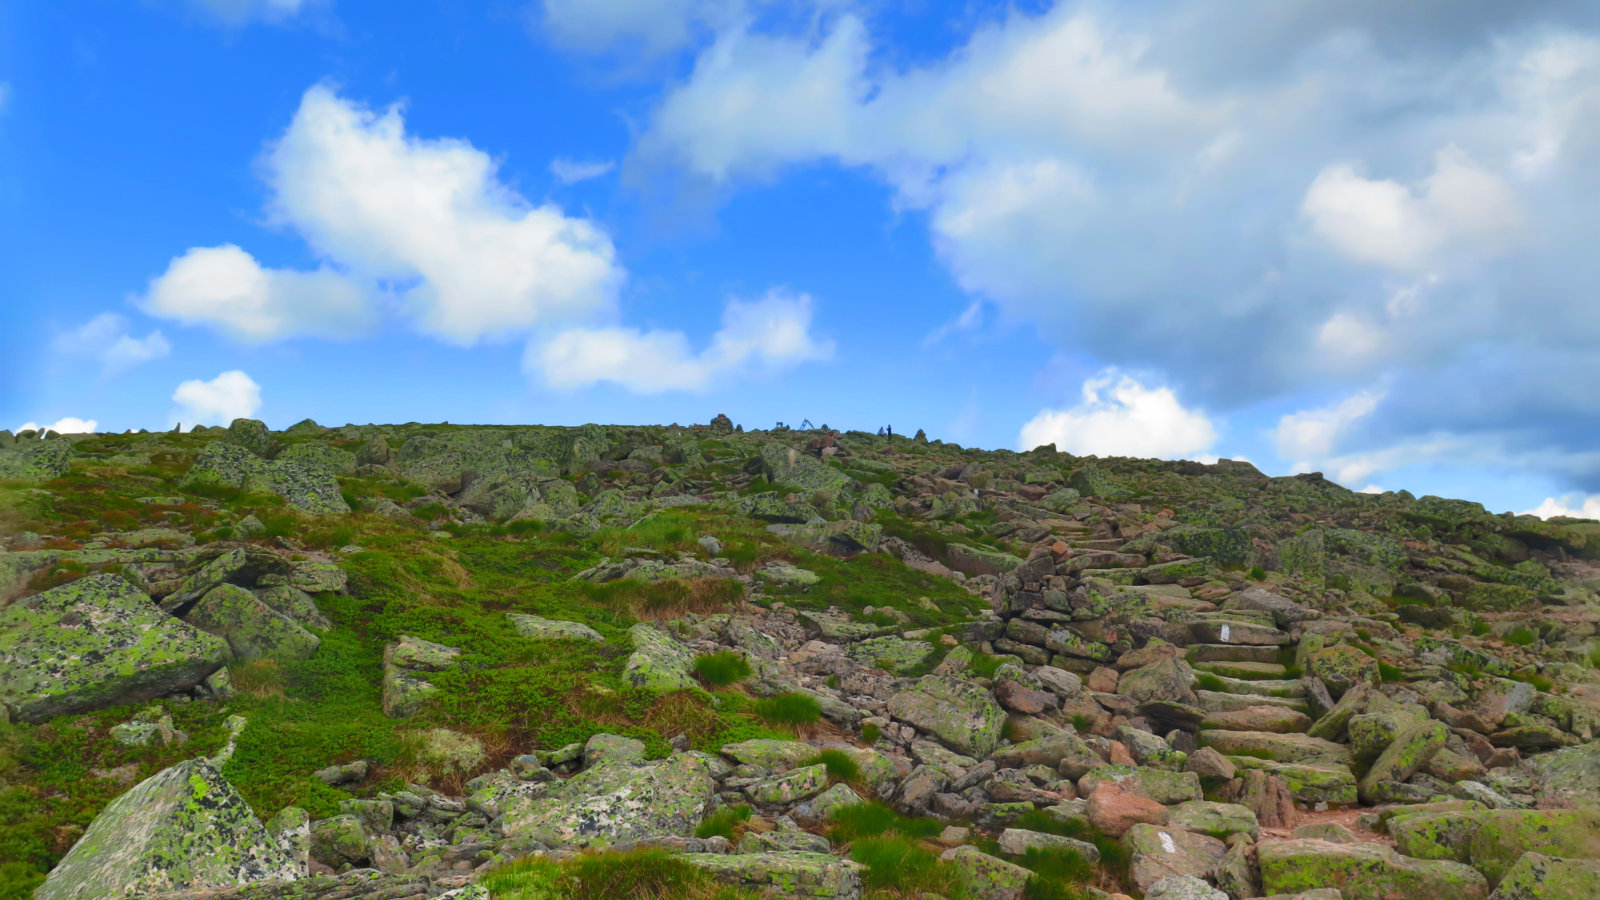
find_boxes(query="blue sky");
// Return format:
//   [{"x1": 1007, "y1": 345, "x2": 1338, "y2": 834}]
[{"x1": 3, "y1": 0, "x2": 1599, "y2": 519}]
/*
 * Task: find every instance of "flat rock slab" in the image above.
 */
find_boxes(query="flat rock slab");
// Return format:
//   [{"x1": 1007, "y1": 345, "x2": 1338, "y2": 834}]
[
  {"x1": 185, "y1": 584, "x2": 320, "y2": 663},
  {"x1": 1199, "y1": 730, "x2": 1351, "y2": 766},
  {"x1": 37, "y1": 758, "x2": 300, "y2": 899},
  {"x1": 623, "y1": 623, "x2": 699, "y2": 692},
  {"x1": 1123, "y1": 823, "x2": 1227, "y2": 895},
  {"x1": 498, "y1": 752, "x2": 719, "y2": 847},
  {"x1": 507, "y1": 613, "x2": 604, "y2": 643},
  {"x1": 0, "y1": 574, "x2": 227, "y2": 723},
  {"x1": 1258, "y1": 838, "x2": 1488, "y2": 900},
  {"x1": 888, "y1": 674, "x2": 1006, "y2": 758},
  {"x1": 684, "y1": 850, "x2": 862, "y2": 898}
]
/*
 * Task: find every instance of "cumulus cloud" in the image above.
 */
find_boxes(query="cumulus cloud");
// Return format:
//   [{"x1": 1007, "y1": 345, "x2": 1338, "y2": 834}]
[
  {"x1": 51, "y1": 313, "x2": 172, "y2": 374},
  {"x1": 141, "y1": 244, "x2": 370, "y2": 343},
  {"x1": 550, "y1": 158, "x2": 616, "y2": 184},
  {"x1": 1019, "y1": 370, "x2": 1219, "y2": 459},
  {"x1": 263, "y1": 85, "x2": 623, "y2": 345},
  {"x1": 1301, "y1": 147, "x2": 1522, "y2": 271},
  {"x1": 528, "y1": 288, "x2": 832, "y2": 393},
  {"x1": 170, "y1": 371, "x2": 262, "y2": 428},
  {"x1": 15, "y1": 417, "x2": 98, "y2": 435},
  {"x1": 633, "y1": 3, "x2": 1600, "y2": 498},
  {"x1": 1524, "y1": 493, "x2": 1600, "y2": 520},
  {"x1": 1275, "y1": 390, "x2": 1386, "y2": 465}
]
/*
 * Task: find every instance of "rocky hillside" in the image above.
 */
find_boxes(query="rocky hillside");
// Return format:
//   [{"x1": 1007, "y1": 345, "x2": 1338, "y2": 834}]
[{"x1": 2, "y1": 416, "x2": 1599, "y2": 900}]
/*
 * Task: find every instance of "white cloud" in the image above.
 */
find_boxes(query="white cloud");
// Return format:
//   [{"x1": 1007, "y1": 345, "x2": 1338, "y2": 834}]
[
  {"x1": 141, "y1": 244, "x2": 370, "y2": 342},
  {"x1": 550, "y1": 158, "x2": 616, "y2": 184},
  {"x1": 1315, "y1": 312, "x2": 1386, "y2": 361},
  {"x1": 923, "y1": 300, "x2": 985, "y2": 348},
  {"x1": 1302, "y1": 146, "x2": 1523, "y2": 271},
  {"x1": 186, "y1": 0, "x2": 307, "y2": 25},
  {"x1": 51, "y1": 313, "x2": 172, "y2": 374},
  {"x1": 15, "y1": 417, "x2": 98, "y2": 435},
  {"x1": 170, "y1": 371, "x2": 262, "y2": 428},
  {"x1": 539, "y1": 0, "x2": 745, "y2": 56},
  {"x1": 1275, "y1": 390, "x2": 1386, "y2": 463},
  {"x1": 1524, "y1": 493, "x2": 1600, "y2": 520},
  {"x1": 1019, "y1": 370, "x2": 1219, "y2": 458},
  {"x1": 528, "y1": 288, "x2": 832, "y2": 393},
  {"x1": 264, "y1": 85, "x2": 623, "y2": 345}
]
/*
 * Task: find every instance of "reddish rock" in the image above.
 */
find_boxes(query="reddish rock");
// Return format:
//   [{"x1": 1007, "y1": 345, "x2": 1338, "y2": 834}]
[
  {"x1": 1109, "y1": 741, "x2": 1136, "y2": 766},
  {"x1": 1050, "y1": 541, "x2": 1071, "y2": 559},
  {"x1": 1088, "y1": 782, "x2": 1169, "y2": 838},
  {"x1": 995, "y1": 679, "x2": 1056, "y2": 715},
  {"x1": 1087, "y1": 666, "x2": 1120, "y2": 693}
]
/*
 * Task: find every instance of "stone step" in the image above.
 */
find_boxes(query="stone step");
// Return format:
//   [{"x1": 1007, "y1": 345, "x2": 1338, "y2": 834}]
[
  {"x1": 1192, "y1": 660, "x2": 1290, "y2": 680},
  {"x1": 1196, "y1": 690, "x2": 1311, "y2": 715},
  {"x1": 1201, "y1": 674, "x2": 1307, "y2": 699},
  {"x1": 1200, "y1": 705, "x2": 1314, "y2": 733},
  {"x1": 1187, "y1": 620, "x2": 1291, "y2": 646},
  {"x1": 1174, "y1": 609, "x2": 1280, "y2": 628},
  {"x1": 1228, "y1": 756, "x2": 1359, "y2": 807},
  {"x1": 1187, "y1": 643, "x2": 1282, "y2": 664},
  {"x1": 1069, "y1": 538, "x2": 1125, "y2": 552},
  {"x1": 1197, "y1": 730, "x2": 1351, "y2": 766}
]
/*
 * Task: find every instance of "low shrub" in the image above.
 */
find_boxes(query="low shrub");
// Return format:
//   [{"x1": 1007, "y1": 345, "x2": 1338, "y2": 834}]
[
  {"x1": 802, "y1": 749, "x2": 861, "y2": 783},
  {"x1": 753, "y1": 693, "x2": 821, "y2": 728},
  {"x1": 694, "y1": 804, "x2": 752, "y2": 842},
  {"x1": 692, "y1": 652, "x2": 753, "y2": 687}
]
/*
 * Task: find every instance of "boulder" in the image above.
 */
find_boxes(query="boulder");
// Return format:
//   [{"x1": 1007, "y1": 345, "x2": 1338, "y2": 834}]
[
  {"x1": 996, "y1": 828, "x2": 1101, "y2": 863},
  {"x1": 36, "y1": 758, "x2": 300, "y2": 899},
  {"x1": 1359, "y1": 720, "x2": 1447, "y2": 803},
  {"x1": 623, "y1": 624, "x2": 699, "y2": 692},
  {"x1": 1123, "y1": 823, "x2": 1227, "y2": 895},
  {"x1": 498, "y1": 751, "x2": 719, "y2": 847},
  {"x1": 0, "y1": 436, "x2": 73, "y2": 482},
  {"x1": 1147, "y1": 876, "x2": 1230, "y2": 900},
  {"x1": 184, "y1": 584, "x2": 320, "y2": 663},
  {"x1": 887, "y1": 675, "x2": 1006, "y2": 758},
  {"x1": 1466, "y1": 809, "x2": 1600, "y2": 886},
  {"x1": 683, "y1": 851, "x2": 862, "y2": 898},
  {"x1": 507, "y1": 613, "x2": 604, "y2": 643},
  {"x1": 1167, "y1": 801, "x2": 1260, "y2": 840},
  {"x1": 183, "y1": 443, "x2": 350, "y2": 515},
  {"x1": 381, "y1": 636, "x2": 461, "y2": 717},
  {"x1": 1258, "y1": 839, "x2": 1488, "y2": 900},
  {"x1": 0, "y1": 574, "x2": 227, "y2": 723},
  {"x1": 940, "y1": 845, "x2": 1032, "y2": 900},
  {"x1": 1487, "y1": 852, "x2": 1600, "y2": 900},
  {"x1": 1088, "y1": 782, "x2": 1169, "y2": 838},
  {"x1": 254, "y1": 585, "x2": 332, "y2": 632}
]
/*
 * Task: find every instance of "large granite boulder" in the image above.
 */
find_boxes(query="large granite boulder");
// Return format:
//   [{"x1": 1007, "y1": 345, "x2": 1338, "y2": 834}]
[
  {"x1": 623, "y1": 624, "x2": 699, "y2": 692},
  {"x1": 184, "y1": 584, "x2": 320, "y2": 663},
  {"x1": 684, "y1": 851, "x2": 862, "y2": 898},
  {"x1": 183, "y1": 443, "x2": 349, "y2": 515},
  {"x1": 0, "y1": 435, "x2": 73, "y2": 482},
  {"x1": 1258, "y1": 838, "x2": 1488, "y2": 900},
  {"x1": 36, "y1": 758, "x2": 300, "y2": 899},
  {"x1": 0, "y1": 574, "x2": 227, "y2": 723},
  {"x1": 497, "y1": 748, "x2": 720, "y2": 847},
  {"x1": 887, "y1": 675, "x2": 1006, "y2": 758},
  {"x1": 381, "y1": 636, "x2": 461, "y2": 717}
]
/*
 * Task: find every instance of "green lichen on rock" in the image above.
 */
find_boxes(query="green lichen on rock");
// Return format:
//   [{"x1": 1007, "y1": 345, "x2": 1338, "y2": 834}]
[
  {"x1": 940, "y1": 844, "x2": 1033, "y2": 900},
  {"x1": 183, "y1": 442, "x2": 349, "y2": 515},
  {"x1": 745, "y1": 763, "x2": 829, "y2": 805},
  {"x1": 36, "y1": 758, "x2": 299, "y2": 899},
  {"x1": 1258, "y1": 838, "x2": 1488, "y2": 900},
  {"x1": 1389, "y1": 810, "x2": 1489, "y2": 864},
  {"x1": 498, "y1": 750, "x2": 719, "y2": 847},
  {"x1": 252, "y1": 585, "x2": 332, "y2": 632},
  {"x1": 508, "y1": 613, "x2": 604, "y2": 643},
  {"x1": 0, "y1": 574, "x2": 227, "y2": 723},
  {"x1": 623, "y1": 623, "x2": 699, "y2": 692},
  {"x1": 1167, "y1": 800, "x2": 1260, "y2": 840},
  {"x1": 887, "y1": 674, "x2": 1006, "y2": 758},
  {"x1": 381, "y1": 635, "x2": 461, "y2": 717},
  {"x1": 683, "y1": 850, "x2": 863, "y2": 898},
  {"x1": 720, "y1": 738, "x2": 819, "y2": 771},
  {"x1": 1466, "y1": 809, "x2": 1600, "y2": 886},
  {"x1": 0, "y1": 436, "x2": 73, "y2": 483},
  {"x1": 1359, "y1": 720, "x2": 1446, "y2": 803},
  {"x1": 184, "y1": 583, "x2": 320, "y2": 663},
  {"x1": 760, "y1": 443, "x2": 852, "y2": 495},
  {"x1": 1487, "y1": 852, "x2": 1600, "y2": 900}
]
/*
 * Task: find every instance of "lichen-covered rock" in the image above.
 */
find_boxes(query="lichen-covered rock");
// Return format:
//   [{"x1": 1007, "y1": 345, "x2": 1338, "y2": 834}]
[
  {"x1": 1147, "y1": 876, "x2": 1229, "y2": 900},
  {"x1": 1487, "y1": 852, "x2": 1600, "y2": 900},
  {"x1": 1120, "y1": 656, "x2": 1199, "y2": 707},
  {"x1": 760, "y1": 443, "x2": 852, "y2": 494},
  {"x1": 0, "y1": 435, "x2": 73, "y2": 482},
  {"x1": 623, "y1": 623, "x2": 699, "y2": 692},
  {"x1": 996, "y1": 828, "x2": 1100, "y2": 862},
  {"x1": 720, "y1": 738, "x2": 819, "y2": 771},
  {"x1": 1199, "y1": 730, "x2": 1350, "y2": 766},
  {"x1": 184, "y1": 584, "x2": 320, "y2": 663},
  {"x1": 0, "y1": 574, "x2": 227, "y2": 723},
  {"x1": 381, "y1": 635, "x2": 461, "y2": 717},
  {"x1": 683, "y1": 850, "x2": 863, "y2": 898},
  {"x1": 1258, "y1": 838, "x2": 1488, "y2": 900},
  {"x1": 224, "y1": 418, "x2": 279, "y2": 459},
  {"x1": 1167, "y1": 800, "x2": 1260, "y2": 840},
  {"x1": 1520, "y1": 740, "x2": 1600, "y2": 806},
  {"x1": 1228, "y1": 757, "x2": 1358, "y2": 806},
  {"x1": 940, "y1": 845, "x2": 1032, "y2": 900},
  {"x1": 161, "y1": 547, "x2": 290, "y2": 614},
  {"x1": 276, "y1": 443, "x2": 357, "y2": 476},
  {"x1": 790, "y1": 782, "x2": 863, "y2": 827},
  {"x1": 1123, "y1": 823, "x2": 1227, "y2": 895},
  {"x1": 1466, "y1": 809, "x2": 1600, "y2": 886},
  {"x1": 1390, "y1": 809, "x2": 1489, "y2": 864},
  {"x1": 498, "y1": 751, "x2": 719, "y2": 847},
  {"x1": 253, "y1": 585, "x2": 332, "y2": 632},
  {"x1": 887, "y1": 675, "x2": 1006, "y2": 758},
  {"x1": 309, "y1": 814, "x2": 370, "y2": 868},
  {"x1": 508, "y1": 613, "x2": 604, "y2": 643},
  {"x1": 37, "y1": 758, "x2": 300, "y2": 899},
  {"x1": 745, "y1": 763, "x2": 829, "y2": 805},
  {"x1": 183, "y1": 442, "x2": 349, "y2": 515},
  {"x1": 1359, "y1": 720, "x2": 1446, "y2": 803},
  {"x1": 1079, "y1": 766, "x2": 1203, "y2": 805}
]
